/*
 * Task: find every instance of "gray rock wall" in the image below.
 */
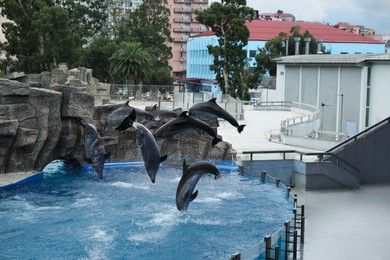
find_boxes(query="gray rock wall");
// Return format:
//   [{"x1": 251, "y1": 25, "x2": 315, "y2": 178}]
[{"x1": 0, "y1": 66, "x2": 236, "y2": 174}]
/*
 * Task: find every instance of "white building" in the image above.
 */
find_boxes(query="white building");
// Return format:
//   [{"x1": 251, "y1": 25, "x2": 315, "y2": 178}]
[{"x1": 274, "y1": 54, "x2": 390, "y2": 145}]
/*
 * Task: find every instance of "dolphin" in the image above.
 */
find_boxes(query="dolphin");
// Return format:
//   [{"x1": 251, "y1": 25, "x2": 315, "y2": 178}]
[
  {"x1": 104, "y1": 101, "x2": 154, "y2": 132},
  {"x1": 83, "y1": 123, "x2": 116, "y2": 179},
  {"x1": 176, "y1": 160, "x2": 220, "y2": 212},
  {"x1": 144, "y1": 104, "x2": 179, "y2": 129},
  {"x1": 150, "y1": 104, "x2": 179, "y2": 121},
  {"x1": 132, "y1": 122, "x2": 168, "y2": 183},
  {"x1": 188, "y1": 98, "x2": 246, "y2": 133},
  {"x1": 153, "y1": 111, "x2": 222, "y2": 146}
]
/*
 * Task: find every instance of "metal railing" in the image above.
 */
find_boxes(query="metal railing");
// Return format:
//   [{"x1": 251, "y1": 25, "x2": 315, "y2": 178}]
[
  {"x1": 241, "y1": 150, "x2": 359, "y2": 177},
  {"x1": 326, "y1": 116, "x2": 390, "y2": 153},
  {"x1": 231, "y1": 171, "x2": 305, "y2": 260},
  {"x1": 281, "y1": 102, "x2": 319, "y2": 131},
  {"x1": 253, "y1": 101, "x2": 293, "y2": 111}
]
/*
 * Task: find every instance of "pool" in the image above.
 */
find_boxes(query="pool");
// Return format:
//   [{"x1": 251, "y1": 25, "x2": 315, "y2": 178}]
[{"x1": 0, "y1": 161, "x2": 293, "y2": 259}]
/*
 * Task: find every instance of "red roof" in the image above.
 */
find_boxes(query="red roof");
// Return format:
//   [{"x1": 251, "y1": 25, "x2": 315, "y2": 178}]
[{"x1": 193, "y1": 20, "x2": 381, "y2": 44}]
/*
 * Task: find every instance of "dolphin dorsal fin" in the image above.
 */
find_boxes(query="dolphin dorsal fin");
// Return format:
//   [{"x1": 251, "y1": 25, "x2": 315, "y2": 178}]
[
  {"x1": 208, "y1": 98, "x2": 217, "y2": 103},
  {"x1": 152, "y1": 104, "x2": 158, "y2": 110},
  {"x1": 125, "y1": 101, "x2": 130, "y2": 106},
  {"x1": 178, "y1": 111, "x2": 188, "y2": 117},
  {"x1": 190, "y1": 190, "x2": 198, "y2": 201}
]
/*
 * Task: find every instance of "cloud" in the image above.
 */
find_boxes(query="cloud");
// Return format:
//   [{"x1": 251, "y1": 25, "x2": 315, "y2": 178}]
[{"x1": 243, "y1": 0, "x2": 389, "y2": 34}]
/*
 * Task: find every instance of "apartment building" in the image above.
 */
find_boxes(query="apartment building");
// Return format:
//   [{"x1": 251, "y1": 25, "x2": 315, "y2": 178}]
[{"x1": 166, "y1": 0, "x2": 209, "y2": 80}]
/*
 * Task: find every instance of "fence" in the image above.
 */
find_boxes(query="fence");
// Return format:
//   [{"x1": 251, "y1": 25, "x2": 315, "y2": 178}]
[
  {"x1": 230, "y1": 170, "x2": 305, "y2": 260},
  {"x1": 241, "y1": 150, "x2": 359, "y2": 177},
  {"x1": 94, "y1": 84, "x2": 245, "y2": 120}
]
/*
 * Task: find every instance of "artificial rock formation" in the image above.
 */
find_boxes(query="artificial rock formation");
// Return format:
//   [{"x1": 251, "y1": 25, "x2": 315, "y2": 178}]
[{"x1": 0, "y1": 65, "x2": 236, "y2": 174}]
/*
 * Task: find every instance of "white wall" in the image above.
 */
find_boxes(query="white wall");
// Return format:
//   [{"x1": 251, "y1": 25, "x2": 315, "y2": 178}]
[
  {"x1": 275, "y1": 64, "x2": 286, "y2": 101},
  {"x1": 369, "y1": 64, "x2": 390, "y2": 124}
]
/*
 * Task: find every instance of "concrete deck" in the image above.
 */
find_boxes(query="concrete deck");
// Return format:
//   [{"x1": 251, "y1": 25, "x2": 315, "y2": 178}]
[
  {"x1": 2, "y1": 109, "x2": 390, "y2": 259},
  {"x1": 219, "y1": 109, "x2": 390, "y2": 260}
]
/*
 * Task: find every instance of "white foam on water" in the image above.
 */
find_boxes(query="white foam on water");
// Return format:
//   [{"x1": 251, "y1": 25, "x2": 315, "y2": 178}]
[
  {"x1": 216, "y1": 191, "x2": 244, "y2": 200},
  {"x1": 72, "y1": 197, "x2": 96, "y2": 208},
  {"x1": 82, "y1": 225, "x2": 115, "y2": 260},
  {"x1": 128, "y1": 230, "x2": 166, "y2": 243},
  {"x1": 191, "y1": 218, "x2": 222, "y2": 225},
  {"x1": 111, "y1": 181, "x2": 150, "y2": 190},
  {"x1": 196, "y1": 197, "x2": 222, "y2": 204},
  {"x1": 90, "y1": 226, "x2": 115, "y2": 243},
  {"x1": 170, "y1": 176, "x2": 181, "y2": 183},
  {"x1": 149, "y1": 206, "x2": 183, "y2": 227}
]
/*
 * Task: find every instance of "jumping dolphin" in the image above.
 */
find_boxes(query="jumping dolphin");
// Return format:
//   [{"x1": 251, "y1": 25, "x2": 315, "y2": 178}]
[
  {"x1": 189, "y1": 98, "x2": 246, "y2": 133},
  {"x1": 132, "y1": 122, "x2": 168, "y2": 183},
  {"x1": 153, "y1": 111, "x2": 222, "y2": 146},
  {"x1": 144, "y1": 104, "x2": 180, "y2": 129},
  {"x1": 104, "y1": 101, "x2": 154, "y2": 132},
  {"x1": 83, "y1": 123, "x2": 116, "y2": 179},
  {"x1": 150, "y1": 104, "x2": 179, "y2": 121},
  {"x1": 176, "y1": 160, "x2": 220, "y2": 212}
]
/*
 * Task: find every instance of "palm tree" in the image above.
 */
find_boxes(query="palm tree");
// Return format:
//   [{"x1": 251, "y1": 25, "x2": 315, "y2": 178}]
[{"x1": 109, "y1": 42, "x2": 153, "y2": 96}]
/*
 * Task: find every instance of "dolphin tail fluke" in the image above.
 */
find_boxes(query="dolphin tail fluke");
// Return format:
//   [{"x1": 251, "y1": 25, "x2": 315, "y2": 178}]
[
  {"x1": 237, "y1": 124, "x2": 246, "y2": 134},
  {"x1": 212, "y1": 137, "x2": 222, "y2": 146},
  {"x1": 116, "y1": 109, "x2": 136, "y2": 131},
  {"x1": 191, "y1": 190, "x2": 198, "y2": 202},
  {"x1": 160, "y1": 154, "x2": 168, "y2": 163}
]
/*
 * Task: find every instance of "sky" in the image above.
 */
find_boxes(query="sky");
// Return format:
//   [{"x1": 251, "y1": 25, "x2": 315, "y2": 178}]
[{"x1": 211, "y1": 0, "x2": 390, "y2": 34}]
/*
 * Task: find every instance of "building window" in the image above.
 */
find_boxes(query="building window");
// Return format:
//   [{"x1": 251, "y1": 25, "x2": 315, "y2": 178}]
[
  {"x1": 367, "y1": 67, "x2": 371, "y2": 86},
  {"x1": 249, "y1": 50, "x2": 256, "y2": 57}
]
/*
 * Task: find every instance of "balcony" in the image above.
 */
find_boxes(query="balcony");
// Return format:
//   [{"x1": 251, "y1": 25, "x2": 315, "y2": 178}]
[
  {"x1": 173, "y1": 7, "x2": 193, "y2": 13},
  {"x1": 173, "y1": 0, "x2": 208, "y2": 3},
  {"x1": 173, "y1": 27, "x2": 192, "y2": 33},
  {"x1": 173, "y1": 37, "x2": 189, "y2": 42},
  {"x1": 173, "y1": 17, "x2": 192, "y2": 23},
  {"x1": 190, "y1": 27, "x2": 208, "y2": 33},
  {"x1": 173, "y1": 27, "x2": 209, "y2": 33}
]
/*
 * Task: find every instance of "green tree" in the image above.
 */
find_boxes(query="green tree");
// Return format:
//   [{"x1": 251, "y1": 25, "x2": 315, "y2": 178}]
[
  {"x1": 109, "y1": 41, "x2": 153, "y2": 86},
  {"x1": 0, "y1": 0, "x2": 108, "y2": 73},
  {"x1": 256, "y1": 27, "x2": 322, "y2": 76},
  {"x1": 196, "y1": 0, "x2": 255, "y2": 98},
  {"x1": 116, "y1": 0, "x2": 173, "y2": 85},
  {"x1": 80, "y1": 36, "x2": 119, "y2": 83}
]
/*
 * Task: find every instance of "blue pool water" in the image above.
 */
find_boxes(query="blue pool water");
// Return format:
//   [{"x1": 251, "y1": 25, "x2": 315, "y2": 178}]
[{"x1": 0, "y1": 161, "x2": 293, "y2": 260}]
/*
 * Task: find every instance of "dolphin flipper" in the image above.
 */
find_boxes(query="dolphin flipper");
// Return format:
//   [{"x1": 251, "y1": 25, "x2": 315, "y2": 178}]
[
  {"x1": 116, "y1": 109, "x2": 136, "y2": 131},
  {"x1": 160, "y1": 155, "x2": 168, "y2": 162},
  {"x1": 212, "y1": 137, "x2": 222, "y2": 146},
  {"x1": 191, "y1": 190, "x2": 198, "y2": 201}
]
